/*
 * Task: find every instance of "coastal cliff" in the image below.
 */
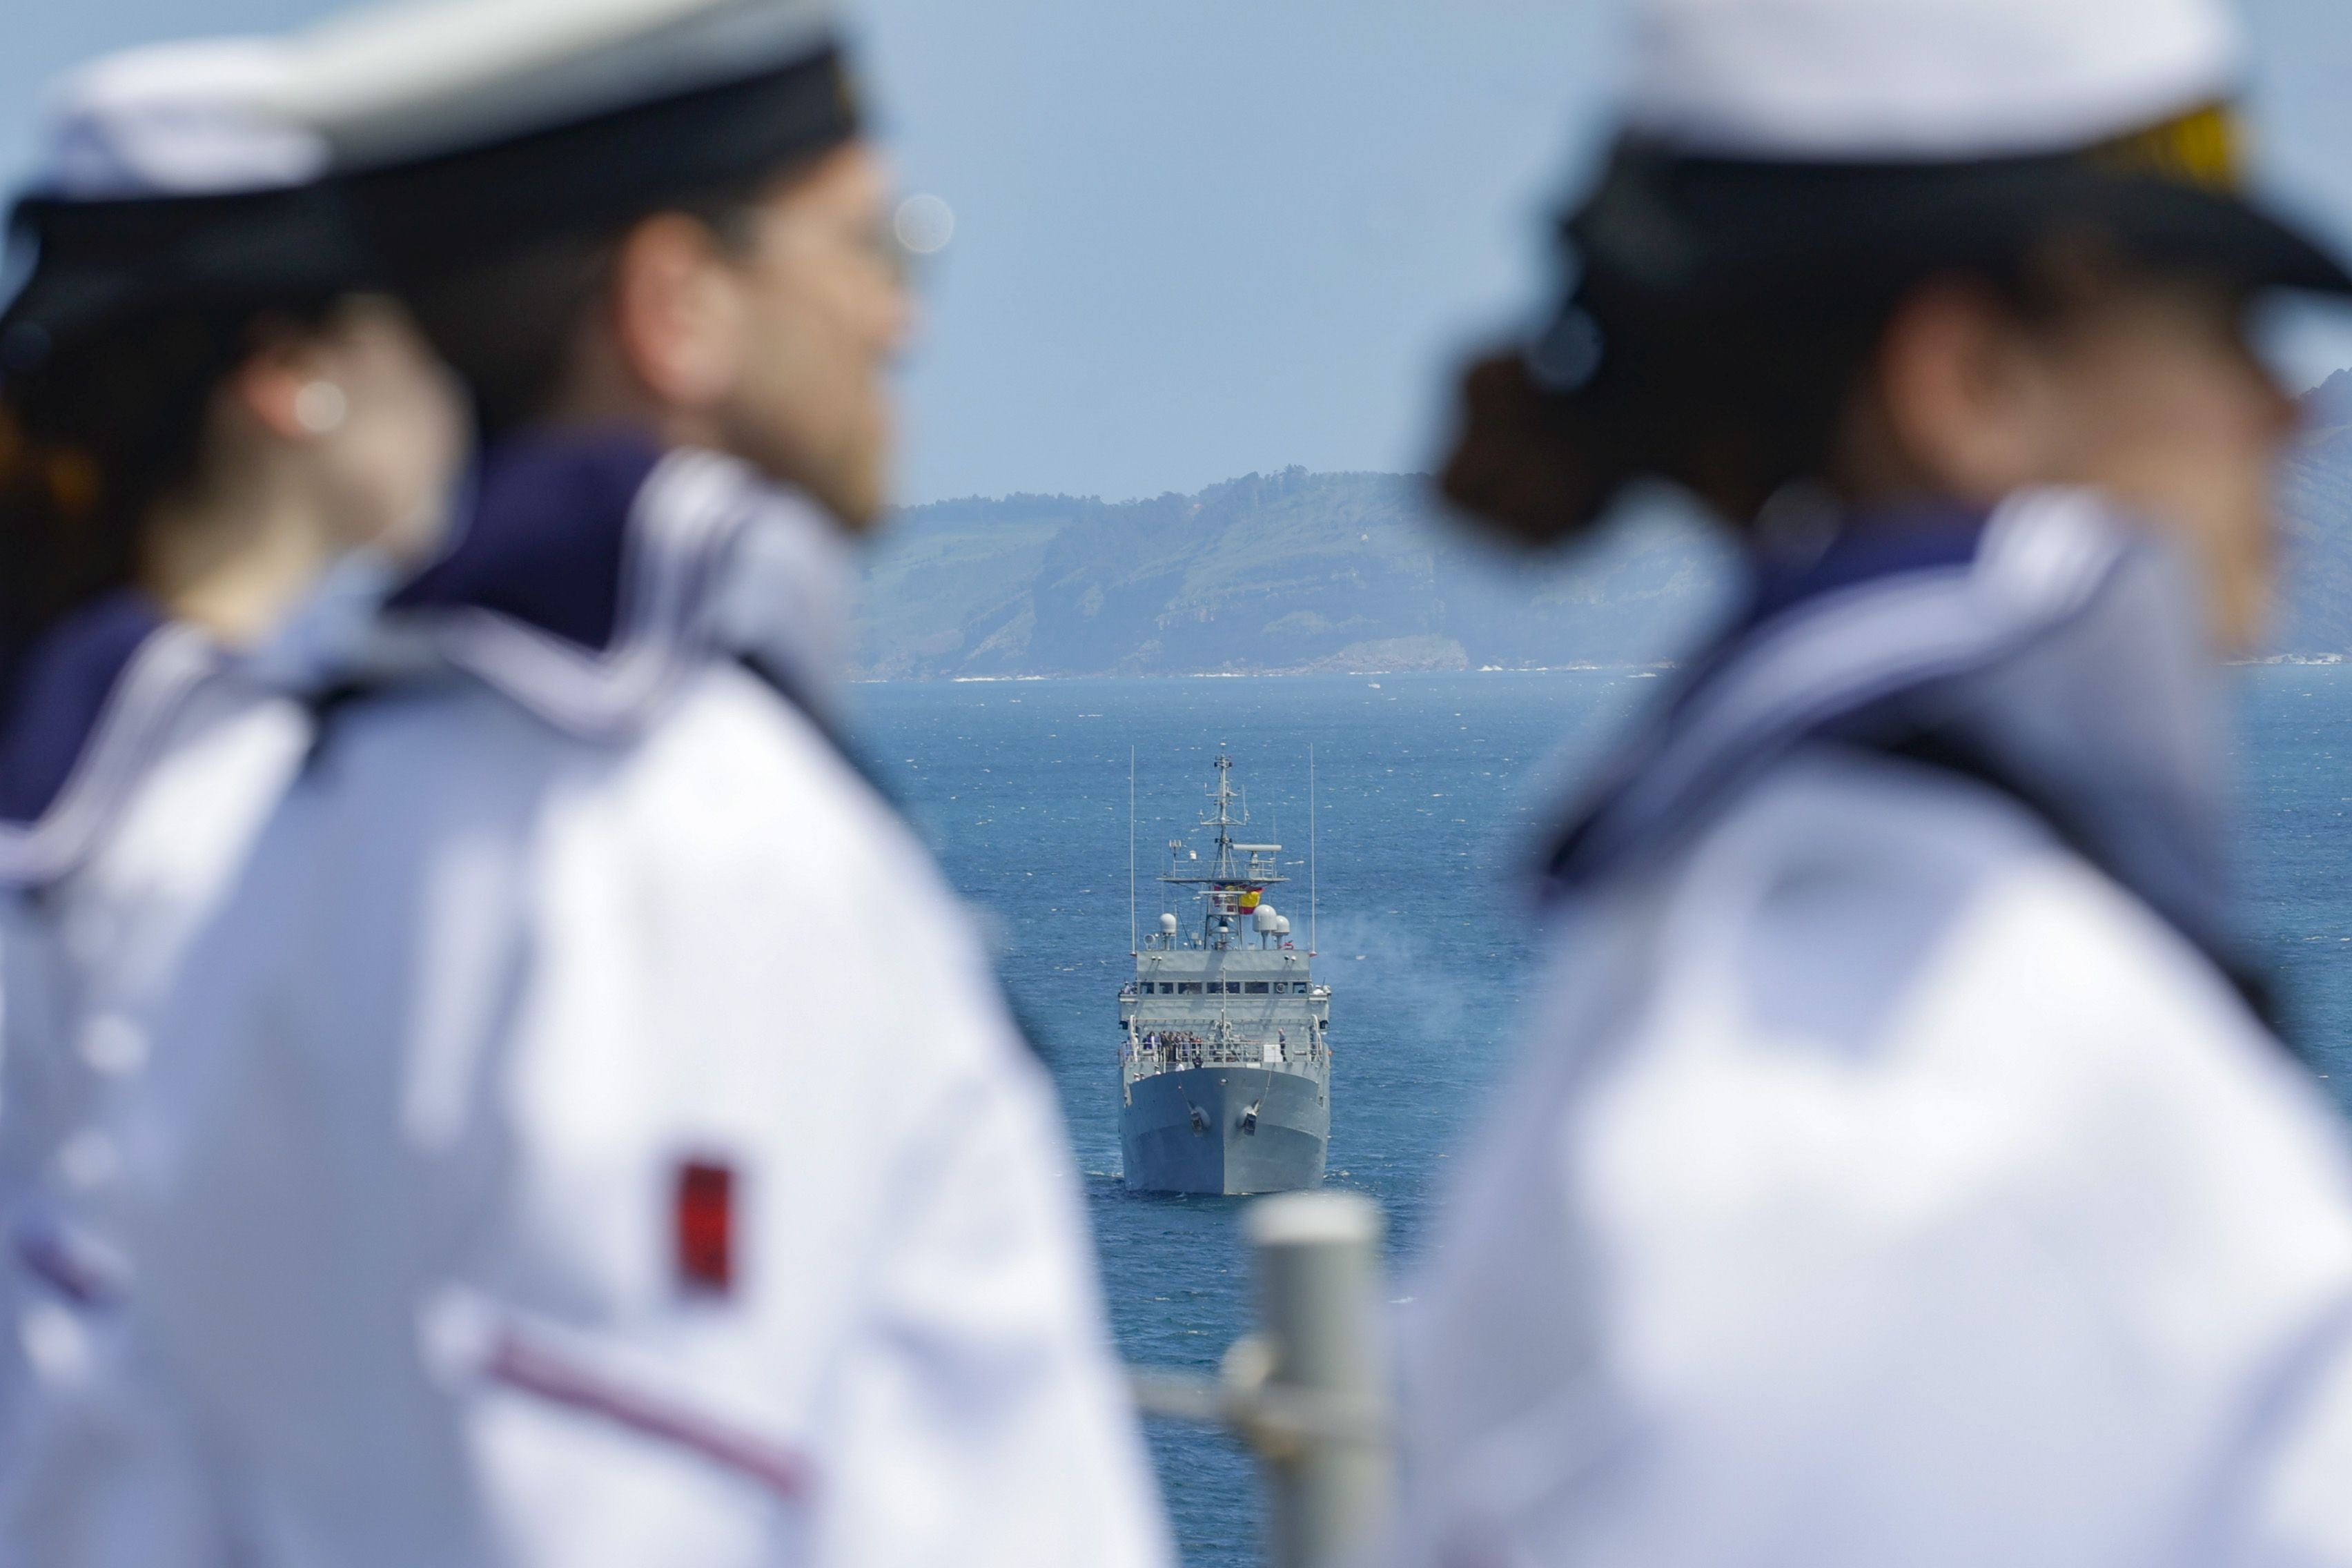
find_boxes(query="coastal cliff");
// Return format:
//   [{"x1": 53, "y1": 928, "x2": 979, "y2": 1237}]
[{"x1": 856, "y1": 386, "x2": 2352, "y2": 678}]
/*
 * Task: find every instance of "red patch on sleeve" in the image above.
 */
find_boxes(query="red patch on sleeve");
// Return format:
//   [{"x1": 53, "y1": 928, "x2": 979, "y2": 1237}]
[{"x1": 676, "y1": 1159, "x2": 734, "y2": 1294}]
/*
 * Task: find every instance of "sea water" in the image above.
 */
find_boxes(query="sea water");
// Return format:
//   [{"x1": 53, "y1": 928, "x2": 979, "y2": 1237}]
[{"x1": 852, "y1": 664, "x2": 2352, "y2": 1566}]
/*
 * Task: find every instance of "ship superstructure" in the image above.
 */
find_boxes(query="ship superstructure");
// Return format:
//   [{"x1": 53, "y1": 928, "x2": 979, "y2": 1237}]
[{"x1": 1118, "y1": 754, "x2": 1329, "y2": 1194}]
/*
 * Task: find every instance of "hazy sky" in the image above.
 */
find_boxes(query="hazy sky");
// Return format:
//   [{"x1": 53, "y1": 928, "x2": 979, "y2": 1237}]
[{"x1": 8, "y1": 0, "x2": 2352, "y2": 504}]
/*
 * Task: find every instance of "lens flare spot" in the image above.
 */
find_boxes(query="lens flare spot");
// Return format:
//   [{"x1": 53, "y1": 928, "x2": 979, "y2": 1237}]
[{"x1": 894, "y1": 193, "x2": 955, "y2": 255}]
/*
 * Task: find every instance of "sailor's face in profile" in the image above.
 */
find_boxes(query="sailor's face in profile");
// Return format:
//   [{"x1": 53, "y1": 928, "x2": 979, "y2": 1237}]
[
  {"x1": 1869, "y1": 269, "x2": 2296, "y2": 653},
  {"x1": 711, "y1": 142, "x2": 912, "y2": 530},
  {"x1": 148, "y1": 292, "x2": 467, "y2": 644},
  {"x1": 289, "y1": 295, "x2": 470, "y2": 566},
  {"x1": 2012, "y1": 277, "x2": 2293, "y2": 651}
]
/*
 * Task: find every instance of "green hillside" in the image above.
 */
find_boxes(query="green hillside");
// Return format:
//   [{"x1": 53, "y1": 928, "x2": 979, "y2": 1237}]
[
  {"x1": 856, "y1": 418, "x2": 2352, "y2": 678},
  {"x1": 852, "y1": 467, "x2": 1734, "y2": 678}
]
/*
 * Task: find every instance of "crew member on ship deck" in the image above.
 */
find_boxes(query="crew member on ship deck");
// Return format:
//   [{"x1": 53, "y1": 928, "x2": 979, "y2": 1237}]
[
  {"x1": 0, "y1": 41, "x2": 464, "y2": 1552},
  {"x1": 50, "y1": 1, "x2": 1172, "y2": 1563},
  {"x1": 1396, "y1": 0, "x2": 2352, "y2": 1561}
]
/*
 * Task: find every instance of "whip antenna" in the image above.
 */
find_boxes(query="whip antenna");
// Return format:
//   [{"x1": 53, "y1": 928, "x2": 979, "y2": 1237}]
[{"x1": 1130, "y1": 746, "x2": 1138, "y2": 954}]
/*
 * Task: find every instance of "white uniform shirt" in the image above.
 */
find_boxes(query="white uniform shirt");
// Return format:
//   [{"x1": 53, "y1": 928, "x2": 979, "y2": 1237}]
[
  {"x1": 1395, "y1": 493, "x2": 2352, "y2": 1567},
  {"x1": 104, "y1": 438, "x2": 1172, "y2": 1567},
  {"x1": 0, "y1": 611, "x2": 320, "y2": 1562}
]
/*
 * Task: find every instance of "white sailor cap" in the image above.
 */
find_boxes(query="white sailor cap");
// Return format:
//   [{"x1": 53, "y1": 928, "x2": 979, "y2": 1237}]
[
  {"x1": 3, "y1": 0, "x2": 855, "y2": 362},
  {"x1": 270, "y1": 0, "x2": 841, "y2": 175},
  {"x1": 290, "y1": 0, "x2": 858, "y2": 282},
  {"x1": 33, "y1": 38, "x2": 328, "y2": 202},
  {"x1": 1516, "y1": 0, "x2": 2351, "y2": 400},
  {"x1": 1624, "y1": 0, "x2": 2242, "y2": 163},
  {"x1": 1, "y1": 39, "x2": 363, "y2": 368},
  {"x1": 1446, "y1": 0, "x2": 2352, "y2": 542}
]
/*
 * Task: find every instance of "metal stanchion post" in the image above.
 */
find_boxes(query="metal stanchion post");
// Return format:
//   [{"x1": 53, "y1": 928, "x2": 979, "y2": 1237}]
[{"x1": 1244, "y1": 1190, "x2": 1391, "y2": 1568}]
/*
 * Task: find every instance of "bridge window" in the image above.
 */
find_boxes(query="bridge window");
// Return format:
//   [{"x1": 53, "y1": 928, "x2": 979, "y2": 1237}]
[
  {"x1": 1177, "y1": 983, "x2": 1202, "y2": 994},
  {"x1": 1245, "y1": 982, "x2": 1270, "y2": 994},
  {"x1": 1159, "y1": 983, "x2": 1177, "y2": 994}
]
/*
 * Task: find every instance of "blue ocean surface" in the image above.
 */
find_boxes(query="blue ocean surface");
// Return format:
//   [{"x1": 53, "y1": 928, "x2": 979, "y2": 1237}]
[{"x1": 851, "y1": 664, "x2": 2352, "y2": 1566}]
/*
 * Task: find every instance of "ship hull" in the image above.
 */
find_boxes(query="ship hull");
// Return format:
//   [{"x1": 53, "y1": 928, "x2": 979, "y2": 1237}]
[{"x1": 1120, "y1": 1064, "x2": 1328, "y2": 1195}]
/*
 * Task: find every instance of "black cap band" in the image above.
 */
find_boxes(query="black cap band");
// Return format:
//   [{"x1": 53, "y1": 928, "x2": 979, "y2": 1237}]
[
  {"x1": 1572, "y1": 139, "x2": 2352, "y2": 318},
  {"x1": 352, "y1": 41, "x2": 859, "y2": 284},
  {"x1": 1522, "y1": 126, "x2": 2352, "y2": 402},
  {"x1": 1, "y1": 182, "x2": 372, "y2": 370}
]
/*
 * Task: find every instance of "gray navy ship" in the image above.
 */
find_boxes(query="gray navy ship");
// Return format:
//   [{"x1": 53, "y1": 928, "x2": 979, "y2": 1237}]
[{"x1": 1118, "y1": 755, "x2": 1330, "y2": 1195}]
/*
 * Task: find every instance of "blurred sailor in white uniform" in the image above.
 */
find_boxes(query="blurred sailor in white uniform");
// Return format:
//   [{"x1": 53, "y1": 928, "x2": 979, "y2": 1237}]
[
  {"x1": 91, "y1": 3, "x2": 1172, "y2": 1565},
  {"x1": 0, "y1": 39, "x2": 464, "y2": 1558},
  {"x1": 1398, "y1": 0, "x2": 2352, "y2": 1563}
]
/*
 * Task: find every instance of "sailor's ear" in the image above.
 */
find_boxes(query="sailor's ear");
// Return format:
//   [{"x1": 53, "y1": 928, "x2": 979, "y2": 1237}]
[
  {"x1": 609, "y1": 212, "x2": 748, "y2": 413},
  {"x1": 1869, "y1": 276, "x2": 2056, "y2": 504}
]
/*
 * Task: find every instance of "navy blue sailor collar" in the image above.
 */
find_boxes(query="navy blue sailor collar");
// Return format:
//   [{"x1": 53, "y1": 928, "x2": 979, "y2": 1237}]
[
  {"x1": 0, "y1": 592, "x2": 227, "y2": 889},
  {"x1": 382, "y1": 425, "x2": 853, "y2": 740},
  {"x1": 1542, "y1": 487, "x2": 2240, "y2": 973}
]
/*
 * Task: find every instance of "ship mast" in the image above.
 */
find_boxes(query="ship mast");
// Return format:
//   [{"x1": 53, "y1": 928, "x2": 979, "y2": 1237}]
[
  {"x1": 1159, "y1": 752, "x2": 1286, "y2": 947},
  {"x1": 1205, "y1": 753, "x2": 1243, "y2": 880}
]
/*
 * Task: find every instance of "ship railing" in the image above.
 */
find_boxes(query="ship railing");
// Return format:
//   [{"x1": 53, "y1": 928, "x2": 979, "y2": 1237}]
[
  {"x1": 1126, "y1": 1035, "x2": 1324, "y2": 1070},
  {"x1": 1128, "y1": 1192, "x2": 1391, "y2": 1568}
]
